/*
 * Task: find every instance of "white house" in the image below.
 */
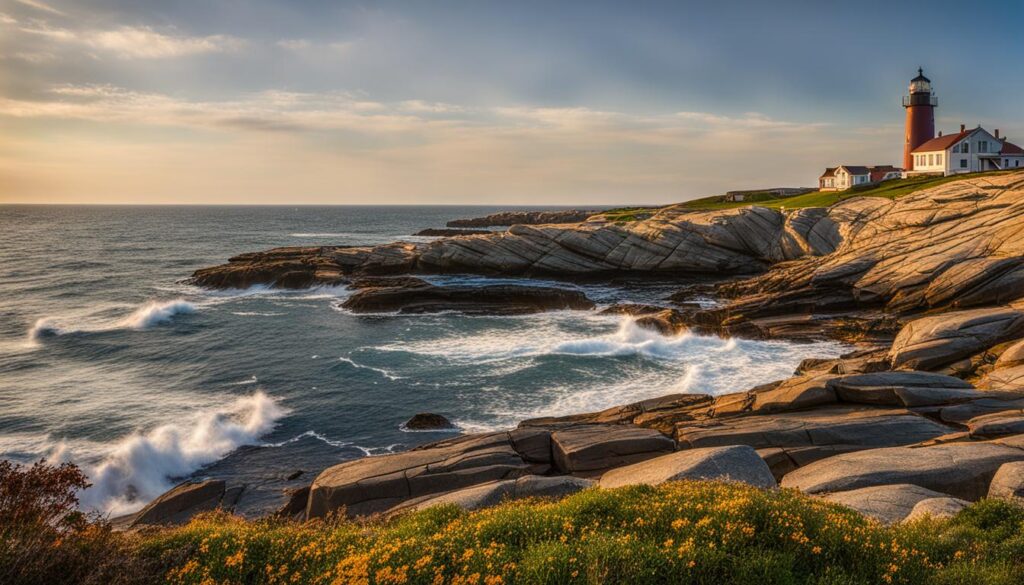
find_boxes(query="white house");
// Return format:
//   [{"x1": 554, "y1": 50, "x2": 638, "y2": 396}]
[
  {"x1": 819, "y1": 165, "x2": 902, "y2": 191},
  {"x1": 910, "y1": 126, "x2": 1024, "y2": 176}
]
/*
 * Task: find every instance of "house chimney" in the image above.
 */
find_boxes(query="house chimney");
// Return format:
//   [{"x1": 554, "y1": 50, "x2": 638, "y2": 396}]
[
  {"x1": 960, "y1": 124, "x2": 966, "y2": 133},
  {"x1": 938, "y1": 131, "x2": 943, "y2": 137},
  {"x1": 995, "y1": 129, "x2": 1001, "y2": 139}
]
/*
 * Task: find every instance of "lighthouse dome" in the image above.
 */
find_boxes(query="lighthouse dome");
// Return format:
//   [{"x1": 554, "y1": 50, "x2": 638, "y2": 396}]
[{"x1": 909, "y1": 68, "x2": 932, "y2": 93}]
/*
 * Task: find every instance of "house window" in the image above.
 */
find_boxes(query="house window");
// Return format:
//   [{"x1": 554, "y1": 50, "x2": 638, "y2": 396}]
[
  {"x1": 962, "y1": 142, "x2": 969, "y2": 153},
  {"x1": 960, "y1": 158, "x2": 968, "y2": 168},
  {"x1": 928, "y1": 154, "x2": 934, "y2": 166},
  {"x1": 979, "y1": 141, "x2": 988, "y2": 153},
  {"x1": 937, "y1": 153, "x2": 943, "y2": 165}
]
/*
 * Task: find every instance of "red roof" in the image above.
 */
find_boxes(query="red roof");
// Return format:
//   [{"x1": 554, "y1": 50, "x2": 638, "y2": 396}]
[
  {"x1": 1001, "y1": 141, "x2": 1024, "y2": 155},
  {"x1": 912, "y1": 130, "x2": 971, "y2": 153}
]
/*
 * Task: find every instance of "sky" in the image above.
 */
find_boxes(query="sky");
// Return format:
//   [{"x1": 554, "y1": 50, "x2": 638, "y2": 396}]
[{"x1": 1, "y1": 0, "x2": 1022, "y2": 205}]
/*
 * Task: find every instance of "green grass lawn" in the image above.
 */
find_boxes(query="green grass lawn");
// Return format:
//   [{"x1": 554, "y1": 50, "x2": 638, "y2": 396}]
[
  {"x1": 133, "y1": 481, "x2": 1024, "y2": 585},
  {"x1": 676, "y1": 170, "x2": 1020, "y2": 212}
]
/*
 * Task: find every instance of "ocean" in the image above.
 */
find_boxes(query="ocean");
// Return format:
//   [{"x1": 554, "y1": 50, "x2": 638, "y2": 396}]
[{"x1": 0, "y1": 205, "x2": 848, "y2": 517}]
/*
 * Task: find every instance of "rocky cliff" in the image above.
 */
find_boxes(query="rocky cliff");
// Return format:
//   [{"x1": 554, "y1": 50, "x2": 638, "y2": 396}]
[{"x1": 161, "y1": 171, "x2": 1024, "y2": 529}]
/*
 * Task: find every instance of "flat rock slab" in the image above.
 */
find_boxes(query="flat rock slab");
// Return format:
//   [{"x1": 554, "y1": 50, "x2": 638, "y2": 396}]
[
  {"x1": 829, "y1": 371, "x2": 977, "y2": 407},
  {"x1": 781, "y1": 441, "x2": 1024, "y2": 500},
  {"x1": 307, "y1": 429, "x2": 548, "y2": 518},
  {"x1": 985, "y1": 364, "x2": 1024, "y2": 391},
  {"x1": 341, "y1": 283, "x2": 595, "y2": 315},
  {"x1": 676, "y1": 406, "x2": 950, "y2": 464},
  {"x1": 823, "y1": 484, "x2": 949, "y2": 524},
  {"x1": 988, "y1": 461, "x2": 1024, "y2": 500},
  {"x1": 939, "y1": 397, "x2": 1024, "y2": 425},
  {"x1": 391, "y1": 475, "x2": 595, "y2": 515},
  {"x1": 599, "y1": 445, "x2": 776, "y2": 489},
  {"x1": 888, "y1": 307, "x2": 1024, "y2": 371},
  {"x1": 551, "y1": 424, "x2": 675, "y2": 473},
  {"x1": 967, "y1": 410, "x2": 1024, "y2": 439}
]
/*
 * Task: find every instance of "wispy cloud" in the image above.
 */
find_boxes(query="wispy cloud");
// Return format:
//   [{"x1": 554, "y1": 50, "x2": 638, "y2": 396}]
[
  {"x1": 20, "y1": 25, "x2": 244, "y2": 59},
  {"x1": 0, "y1": 12, "x2": 17, "y2": 24},
  {"x1": 13, "y1": 0, "x2": 65, "y2": 16},
  {"x1": 0, "y1": 84, "x2": 829, "y2": 142}
]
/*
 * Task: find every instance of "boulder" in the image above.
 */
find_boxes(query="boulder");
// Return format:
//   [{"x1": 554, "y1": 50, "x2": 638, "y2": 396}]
[
  {"x1": 599, "y1": 445, "x2": 776, "y2": 489},
  {"x1": 117, "y1": 480, "x2": 234, "y2": 528},
  {"x1": 888, "y1": 307, "x2": 1024, "y2": 371},
  {"x1": 822, "y1": 484, "x2": 950, "y2": 524},
  {"x1": 340, "y1": 283, "x2": 595, "y2": 315},
  {"x1": 550, "y1": 424, "x2": 675, "y2": 474},
  {"x1": 987, "y1": 461, "x2": 1024, "y2": 501},
  {"x1": 903, "y1": 497, "x2": 970, "y2": 522},
  {"x1": 781, "y1": 442, "x2": 1024, "y2": 500},
  {"x1": 307, "y1": 430, "x2": 546, "y2": 518},
  {"x1": 275, "y1": 485, "x2": 310, "y2": 520},
  {"x1": 391, "y1": 475, "x2": 595, "y2": 514},
  {"x1": 633, "y1": 309, "x2": 688, "y2": 336},
  {"x1": 403, "y1": 413, "x2": 456, "y2": 431},
  {"x1": 751, "y1": 375, "x2": 837, "y2": 414}
]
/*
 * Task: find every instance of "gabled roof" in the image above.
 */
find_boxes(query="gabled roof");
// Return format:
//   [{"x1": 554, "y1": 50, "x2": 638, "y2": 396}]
[
  {"x1": 1001, "y1": 141, "x2": 1024, "y2": 156},
  {"x1": 912, "y1": 129, "x2": 972, "y2": 153},
  {"x1": 819, "y1": 167, "x2": 836, "y2": 178},
  {"x1": 838, "y1": 165, "x2": 871, "y2": 175}
]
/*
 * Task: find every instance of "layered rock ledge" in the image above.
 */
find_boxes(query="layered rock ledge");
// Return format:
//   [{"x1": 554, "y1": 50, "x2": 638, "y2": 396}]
[{"x1": 152, "y1": 171, "x2": 1024, "y2": 528}]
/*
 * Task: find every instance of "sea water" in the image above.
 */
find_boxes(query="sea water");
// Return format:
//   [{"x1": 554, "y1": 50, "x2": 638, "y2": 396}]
[{"x1": 0, "y1": 205, "x2": 848, "y2": 516}]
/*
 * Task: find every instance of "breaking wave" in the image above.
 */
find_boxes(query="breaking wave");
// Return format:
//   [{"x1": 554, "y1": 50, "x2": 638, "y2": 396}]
[
  {"x1": 119, "y1": 299, "x2": 196, "y2": 329},
  {"x1": 25, "y1": 298, "x2": 196, "y2": 343},
  {"x1": 54, "y1": 391, "x2": 285, "y2": 516},
  {"x1": 26, "y1": 318, "x2": 65, "y2": 343}
]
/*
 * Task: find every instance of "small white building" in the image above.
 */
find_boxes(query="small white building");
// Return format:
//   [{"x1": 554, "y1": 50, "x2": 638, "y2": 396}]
[
  {"x1": 819, "y1": 165, "x2": 901, "y2": 191},
  {"x1": 910, "y1": 126, "x2": 1024, "y2": 176}
]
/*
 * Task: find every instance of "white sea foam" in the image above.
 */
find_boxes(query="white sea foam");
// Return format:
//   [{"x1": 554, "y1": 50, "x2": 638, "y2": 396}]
[
  {"x1": 375, "y1": 316, "x2": 715, "y2": 363},
  {"x1": 53, "y1": 391, "x2": 285, "y2": 516},
  {"x1": 338, "y1": 356, "x2": 405, "y2": 380},
  {"x1": 262, "y1": 430, "x2": 350, "y2": 449}
]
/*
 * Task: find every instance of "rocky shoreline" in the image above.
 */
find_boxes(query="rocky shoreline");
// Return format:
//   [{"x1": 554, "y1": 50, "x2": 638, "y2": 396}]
[{"x1": 140, "y1": 171, "x2": 1024, "y2": 528}]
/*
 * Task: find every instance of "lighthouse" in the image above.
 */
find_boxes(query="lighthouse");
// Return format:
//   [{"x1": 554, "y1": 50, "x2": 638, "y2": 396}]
[{"x1": 902, "y1": 68, "x2": 937, "y2": 170}]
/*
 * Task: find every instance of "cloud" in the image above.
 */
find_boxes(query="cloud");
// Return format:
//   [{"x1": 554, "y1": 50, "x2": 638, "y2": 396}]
[
  {"x1": 0, "y1": 12, "x2": 17, "y2": 24},
  {"x1": 13, "y1": 0, "x2": 65, "y2": 16},
  {"x1": 276, "y1": 39, "x2": 311, "y2": 51},
  {"x1": 276, "y1": 38, "x2": 352, "y2": 54},
  {"x1": 20, "y1": 24, "x2": 244, "y2": 59},
  {"x1": 0, "y1": 84, "x2": 905, "y2": 205}
]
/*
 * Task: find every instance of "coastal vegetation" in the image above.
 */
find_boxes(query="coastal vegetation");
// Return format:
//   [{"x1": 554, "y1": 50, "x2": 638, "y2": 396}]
[
  {"x1": 5, "y1": 460, "x2": 1024, "y2": 585},
  {"x1": 676, "y1": 170, "x2": 1015, "y2": 212}
]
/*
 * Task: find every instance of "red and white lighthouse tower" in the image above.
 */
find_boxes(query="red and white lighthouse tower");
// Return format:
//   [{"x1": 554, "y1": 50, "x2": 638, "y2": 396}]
[{"x1": 902, "y1": 68, "x2": 937, "y2": 170}]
